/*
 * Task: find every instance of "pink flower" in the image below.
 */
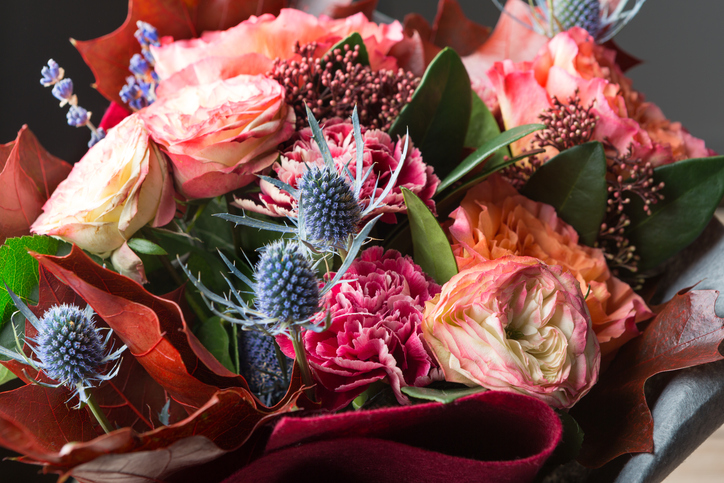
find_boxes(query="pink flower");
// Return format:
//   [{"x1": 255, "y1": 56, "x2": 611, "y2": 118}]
[
  {"x1": 31, "y1": 114, "x2": 176, "y2": 256},
  {"x1": 486, "y1": 26, "x2": 712, "y2": 165},
  {"x1": 279, "y1": 247, "x2": 441, "y2": 410},
  {"x1": 422, "y1": 255, "x2": 600, "y2": 409},
  {"x1": 152, "y1": 9, "x2": 410, "y2": 81},
  {"x1": 140, "y1": 74, "x2": 295, "y2": 199},
  {"x1": 447, "y1": 175, "x2": 652, "y2": 357},
  {"x1": 235, "y1": 118, "x2": 438, "y2": 223}
]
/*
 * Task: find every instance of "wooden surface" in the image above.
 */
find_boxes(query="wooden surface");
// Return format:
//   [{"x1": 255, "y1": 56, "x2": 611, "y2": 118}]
[{"x1": 664, "y1": 425, "x2": 724, "y2": 482}]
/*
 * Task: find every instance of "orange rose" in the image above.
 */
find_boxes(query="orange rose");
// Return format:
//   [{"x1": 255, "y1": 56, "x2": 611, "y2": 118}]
[{"x1": 447, "y1": 175, "x2": 653, "y2": 356}]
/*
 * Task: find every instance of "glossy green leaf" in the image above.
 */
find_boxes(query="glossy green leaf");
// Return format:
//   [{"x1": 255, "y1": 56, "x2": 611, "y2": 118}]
[
  {"x1": 401, "y1": 385, "x2": 487, "y2": 404},
  {"x1": 402, "y1": 188, "x2": 457, "y2": 285},
  {"x1": 624, "y1": 155, "x2": 724, "y2": 271},
  {"x1": 128, "y1": 238, "x2": 168, "y2": 256},
  {"x1": 194, "y1": 316, "x2": 234, "y2": 372},
  {"x1": 0, "y1": 236, "x2": 59, "y2": 328},
  {"x1": 390, "y1": 48, "x2": 471, "y2": 180},
  {"x1": 464, "y1": 91, "x2": 500, "y2": 149},
  {"x1": 0, "y1": 366, "x2": 16, "y2": 386},
  {"x1": 521, "y1": 142, "x2": 608, "y2": 246},
  {"x1": 328, "y1": 32, "x2": 370, "y2": 67},
  {"x1": 437, "y1": 124, "x2": 544, "y2": 194}
]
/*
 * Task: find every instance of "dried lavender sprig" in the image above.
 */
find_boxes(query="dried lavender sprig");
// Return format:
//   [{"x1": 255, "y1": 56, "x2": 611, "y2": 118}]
[{"x1": 120, "y1": 21, "x2": 160, "y2": 111}]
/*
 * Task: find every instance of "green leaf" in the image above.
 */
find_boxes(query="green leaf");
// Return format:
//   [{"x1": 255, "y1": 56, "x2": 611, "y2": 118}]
[
  {"x1": 0, "y1": 366, "x2": 17, "y2": 387},
  {"x1": 390, "y1": 48, "x2": 471, "y2": 180},
  {"x1": 128, "y1": 238, "x2": 168, "y2": 256},
  {"x1": 328, "y1": 32, "x2": 370, "y2": 67},
  {"x1": 437, "y1": 123, "x2": 544, "y2": 193},
  {"x1": 464, "y1": 91, "x2": 501, "y2": 149},
  {"x1": 402, "y1": 188, "x2": 458, "y2": 285},
  {"x1": 194, "y1": 316, "x2": 234, "y2": 372},
  {"x1": 521, "y1": 142, "x2": 608, "y2": 246},
  {"x1": 193, "y1": 197, "x2": 237, "y2": 254},
  {"x1": 0, "y1": 236, "x2": 59, "y2": 329},
  {"x1": 401, "y1": 385, "x2": 487, "y2": 404},
  {"x1": 624, "y1": 155, "x2": 724, "y2": 271},
  {"x1": 0, "y1": 310, "x2": 25, "y2": 363}
]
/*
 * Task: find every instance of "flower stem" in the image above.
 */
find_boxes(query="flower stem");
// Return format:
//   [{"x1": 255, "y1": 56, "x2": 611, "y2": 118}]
[
  {"x1": 290, "y1": 326, "x2": 316, "y2": 402},
  {"x1": 86, "y1": 391, "x2": 113, "y2": 434}
]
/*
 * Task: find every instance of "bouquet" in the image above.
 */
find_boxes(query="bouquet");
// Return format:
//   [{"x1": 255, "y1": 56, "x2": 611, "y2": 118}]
[{"x1": 1, "y1": 1, "x2": 723, "y2": 481}]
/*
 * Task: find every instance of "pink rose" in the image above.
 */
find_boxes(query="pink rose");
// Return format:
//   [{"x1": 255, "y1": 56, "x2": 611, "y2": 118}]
[
  {"x1": 486, "y1": 27, "x2": 712, "y2": 165},
  {"x1": 236, "y1": 118, "x2": 438, "y2": 223},
  {"x1": 140, "y1": 74, "x2": 295, "y2": 199},
  {"x1": 423, "y1": 255, "x2": 600, "y2": 409},
  {"x1": 447, "y1": 175, "x2": 653, "y2": 357},
  {"x1": 279, "y1": 247, "x2": 441, "y2": 410},
  {"x1": 31, "y1": 114, "x2": 176, "y2": 256},
  {"x1": 152, "y1": 9, "x2": 410, "y2": 81}
]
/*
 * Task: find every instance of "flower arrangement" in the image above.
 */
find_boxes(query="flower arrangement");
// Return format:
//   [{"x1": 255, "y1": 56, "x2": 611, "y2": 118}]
[{"x1": 1, "y1": 1, "x2": 723, "y2": 482}]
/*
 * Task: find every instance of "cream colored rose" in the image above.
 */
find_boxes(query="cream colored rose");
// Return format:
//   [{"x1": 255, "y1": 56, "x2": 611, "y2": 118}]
[
  {"x1": 422, "y1": 255, "x2": 600, "y2": 409},
  {"x1": 31, "y1": 114, "x2": 176, "y2": 256}
]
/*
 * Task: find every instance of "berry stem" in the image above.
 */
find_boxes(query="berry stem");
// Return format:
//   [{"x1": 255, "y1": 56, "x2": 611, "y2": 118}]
[
  {"x1": 85, "y1": 390, "x2": 114, "y2": 434},
  {"x1": 290, "y1": 326, "x2": 316, "y2": 403}
]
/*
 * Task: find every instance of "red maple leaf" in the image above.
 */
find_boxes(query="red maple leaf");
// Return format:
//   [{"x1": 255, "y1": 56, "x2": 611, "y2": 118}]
[
  {"x1": 0, "y1": 126, "x2": 72, "y2": 244},
  {"x1": 571, "y1": 289, "x2": 724, "y2": 468}
]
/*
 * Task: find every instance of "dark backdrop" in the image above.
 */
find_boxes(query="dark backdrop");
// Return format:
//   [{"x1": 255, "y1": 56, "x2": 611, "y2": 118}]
[{"x1": 0, "y1": 1, "x2": 722, "y2": 481}]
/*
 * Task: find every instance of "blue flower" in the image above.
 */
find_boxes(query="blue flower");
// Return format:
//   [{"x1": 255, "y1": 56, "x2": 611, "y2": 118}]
[
  {"x1": 134, "y1": 21, "x2": 160, "y2": 48},
  {"x1": 239, "y1": 330, "x2": 292, "y2": 406},
  {"x1": 492, "y1": 0, "x2": 647, "y2": 42},
  {"x1": 40, "y1": 59, "x2": 64, "y2": 86},
  {"x1": 129, "y1": 53, "x2": 152, "y2": 77},
  {"x1": 88, "y1": 127, "x2": 106, "y2": 148},
  {"x1": 51, "y1": 78, "x2": 76, "y2": 107},
  {"x1": 66, "y1": 105, "x2": 90, "y2": 127}
]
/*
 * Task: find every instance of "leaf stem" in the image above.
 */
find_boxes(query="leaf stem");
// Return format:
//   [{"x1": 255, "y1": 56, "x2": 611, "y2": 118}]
[
  {"x1": 85, "y1": 390, "x2": 113, "y2": 434},
  {"x1": 231, "y1": 323, "x2": 240, "y2": 374},
  {"x1": 290, "y1": 326, "x2": 316, "y2": 402}
]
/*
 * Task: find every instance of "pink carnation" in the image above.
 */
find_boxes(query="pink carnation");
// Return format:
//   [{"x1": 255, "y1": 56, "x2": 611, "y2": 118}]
[
  {"x1": 235, "y1": 118, "x2": 439, "y2": 223},
  {"x1": 279, "y1": 247, "x2": 441, "y2": 410}
]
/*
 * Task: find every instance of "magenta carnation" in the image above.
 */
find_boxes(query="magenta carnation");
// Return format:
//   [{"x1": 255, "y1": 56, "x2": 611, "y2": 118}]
[
  {"x1": 279, "y1": 247, "x2": 441, "y2": 410},
  {"x1": 235, "y1": 118, "x2": 439, "y2": 223}
]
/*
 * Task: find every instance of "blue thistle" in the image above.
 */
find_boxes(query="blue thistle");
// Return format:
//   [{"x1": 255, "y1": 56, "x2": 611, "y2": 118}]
[
  {"x1": 0, "y1": 285, "x2": 126, "y2": 408},
  {"x1": 255, "y1": 240, "x2": 320, "y2": 324},
  {"x1": 298, "y1": 165, "x2": 361, "y2": 246},
  {"x1": 239, "y1": 331, "x2": 292, "y2": 406},
  {"x1": 492, "y1": 0, "x2": 647, "y2": 43},
  {"x1": 39, "y1": 59, "x2": 63, "y2": 86}
]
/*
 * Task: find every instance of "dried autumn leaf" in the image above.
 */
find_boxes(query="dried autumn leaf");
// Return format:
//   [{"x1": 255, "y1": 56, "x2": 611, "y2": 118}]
[
  {"x1": 571, "y1": 289, "x2": 724, "y2": 468},
  {"x1": 74, "y1": 0, "x2": 287, "y2": 105},
  {"x1": 0, "y1": 126, "x2": 72, "y2": 244},
  {"x1": 34, "y1": 245, "x2": 253, "y2": 411}
]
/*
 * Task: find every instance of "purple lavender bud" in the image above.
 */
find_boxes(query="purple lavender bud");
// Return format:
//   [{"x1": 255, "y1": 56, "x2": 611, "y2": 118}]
[
  {"x1": 88, "y1": 127, "x2": 106, "y2": 148},
  {"x1": 40, "y1": 59, "x2": 63, "y2": 86},
  {"x1": 129, "y1": 53, "x2": 152, "y2": 77},
  {"x1": 67, "y1": 105, "x2": 90, "y2": 127},
  {"x1": 51, "y1": 78, "x2": 74, "y2": 102},
  {"x1": 134, "y1": 21, "x2": 160, "y2": 48}
]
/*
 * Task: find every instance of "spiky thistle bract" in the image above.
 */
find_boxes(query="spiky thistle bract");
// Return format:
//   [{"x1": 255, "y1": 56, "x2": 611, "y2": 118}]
[
  {"x1": 0, "y1": 283, "x2": 126, "y2": 408},
  {"x1": 492, "y1": 0, "x2": 647, "y2": 43}
]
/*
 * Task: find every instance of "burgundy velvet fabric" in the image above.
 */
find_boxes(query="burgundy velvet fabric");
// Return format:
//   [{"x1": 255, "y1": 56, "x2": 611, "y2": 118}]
[
  {"x1": 224, "y1": 391, "x2": 562, "y2": 483},
  {"x1": 98, "y1": 101, "x2": 131, "y2": 131}
]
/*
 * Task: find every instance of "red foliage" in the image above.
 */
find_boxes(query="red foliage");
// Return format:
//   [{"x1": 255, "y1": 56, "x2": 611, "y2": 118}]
[
  {"x1": 73, "y1": 0, "x2": 287, "y2": 106},
  {"x1": 0, "y1": 126, "x2": 72, "y2": 244},
  {"x1": 571, "y1": 289, "x2": 724, "y2": 468}
]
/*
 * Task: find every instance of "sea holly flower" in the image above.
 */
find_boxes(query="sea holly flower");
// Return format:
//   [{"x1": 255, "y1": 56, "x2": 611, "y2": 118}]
[
  {"x1": 492, "y1": 0, "x2": 648, "y2": 42},
  {"x1": 0, "y1": 284, "x2": 126, "y2": 414}
]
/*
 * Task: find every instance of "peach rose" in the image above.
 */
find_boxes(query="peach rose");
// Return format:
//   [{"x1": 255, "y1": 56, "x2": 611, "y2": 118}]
[
  {"x1": 486, "y1": 26, "x2": 712, "y2": 165},
  {"x1": 423, "y1": 255, "x2": 600, "y2": 409},
  {"x1": 447, "y1": 175, "x2": 653, "y2": 357},
  {"x1": 140, "y1": 74, "x2": 295, "y2": 199},
  {"x1": 31, "y1": 114, "x2": 176, "y2": 257},
  {"x1": 151, "y1": 9, "x2": 412, "y2": 81}
]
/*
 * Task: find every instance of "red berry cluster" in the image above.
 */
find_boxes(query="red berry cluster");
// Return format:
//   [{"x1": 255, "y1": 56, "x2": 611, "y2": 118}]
[{"x1": 267, "y1": 41, "x2": 420, "y2": 131}]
